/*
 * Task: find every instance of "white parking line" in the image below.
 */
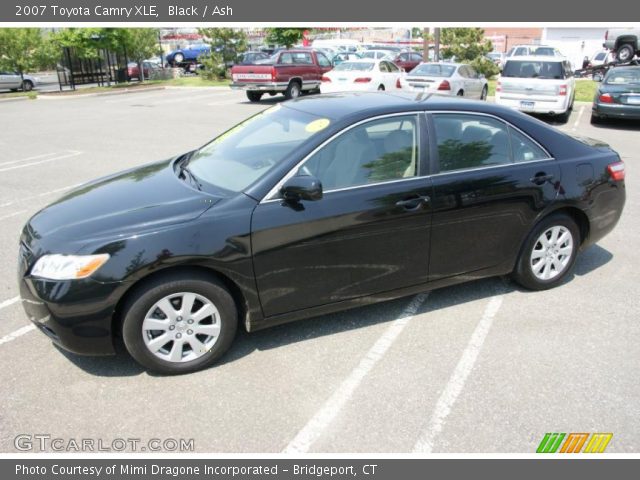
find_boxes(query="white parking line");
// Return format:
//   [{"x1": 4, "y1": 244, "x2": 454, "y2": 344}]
[
  {"x1": 0, "y1": 182, "x2": 83, "y2": 208},
  {"x1": 105, "y1": 91, "x2": 172, "y2": 104},
  {"x1": 0, "y1": 210, "x2": 27, "y2": 221},
  {"x1": 152, "y1": 91, "x2": 232, "y2": 105},
  {"x1": 0, "y1": 151, "x2": 82, "y2": 173},
  {"x1": 572, "y1": 105, "x2": 586, "y2": 131},
  {"x1": 413, "y1": 295, "x2": 504, "y2": 453},
  {"x1": 283, "y1": 293, "x2": 428, "y2": 453},
  {"x1": 0, "y1": 152, "x2": 59, "y2": 167},
  {"x1": 0, "y1": 296, "x2": 21, "y2": 310},
  {"x1": 0, "y1": 325, "x2": 35, "y2": 347}
]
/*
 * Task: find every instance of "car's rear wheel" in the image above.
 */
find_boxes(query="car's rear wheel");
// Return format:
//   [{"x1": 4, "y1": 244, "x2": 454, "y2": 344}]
[
  {"x1": 616, "y1": 44, "x2": 635, "y2": 63},
  {"x1": 457, "y1": 90, "x2": 464, "y2": 96},
  {"x1": 122, "y1": 272, "x2": 237, "y2": 374},
  {"x1": 173, "y1": 52, "x2": 185, "y2": 64},
  {"x1": 285, "y1": 81, "x2": 301, "y2": 100},
  {"x1": 377, "y1": 84, "x2": 385, "y2": 91},
  {"x1": 512, "y1": 214, "x2": 580, "y2": 290},
  {"x1": 246, "y1": 91, "x2": 263, "y2": 102},
  {"x1": 22, "y1": 80, "x2": 33, "y2": 92},
  {"x1": 590, "y1": 113, "x2": 603, "y2": 124}
]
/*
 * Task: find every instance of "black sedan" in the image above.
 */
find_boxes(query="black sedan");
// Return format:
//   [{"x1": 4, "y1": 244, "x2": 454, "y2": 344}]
[
  {"x1": 592, "y1": 66, "x2": 640, "y2": 123},
  {"x1": 19, "y1": 93, "x2": 626, "y2": 374}
]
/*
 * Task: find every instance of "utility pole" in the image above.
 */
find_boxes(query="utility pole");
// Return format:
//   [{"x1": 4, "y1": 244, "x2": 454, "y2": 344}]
[
  {"x1": 423, "y1": 28, "x2": 430, "y2": 61},
  {"x1": 434, "y1": 27, "x2": 441, "y2": 62}
]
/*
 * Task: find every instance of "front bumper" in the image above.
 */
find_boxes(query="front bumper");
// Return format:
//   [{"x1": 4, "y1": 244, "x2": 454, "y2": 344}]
[
  {"x1": 18, "y1": 258, "x2": 122, "y2": 356},
  {"x1": 495, "y1": 94, "x2": 570, "y2": 115},
  {"x1": 593, "y1": 102, "x2": 640, "y2": 120},
  {"x1": 230, "y1": 82, "x2": 288, "y2": 92}
]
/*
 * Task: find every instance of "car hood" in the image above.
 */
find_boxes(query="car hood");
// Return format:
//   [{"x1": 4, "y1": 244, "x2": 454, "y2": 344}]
[{"x1": 23, "y1": 158, "x2": 220, "y2": 251}]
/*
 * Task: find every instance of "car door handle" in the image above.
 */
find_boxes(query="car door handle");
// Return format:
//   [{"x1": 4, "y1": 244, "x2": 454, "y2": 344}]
[
  {"x1": 396, "y1": 195, "x2": 430, "y2": 210},
  {"x1": 530, "y1": 173, "x2": 555, "y2": 185}
]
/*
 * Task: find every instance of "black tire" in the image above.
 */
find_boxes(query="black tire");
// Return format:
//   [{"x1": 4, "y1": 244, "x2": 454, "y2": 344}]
[
  {"x1": 22, "y1": 80, "x2": 33, "y2": 92},
  {"x1": 590, "y1": 113, "x2": 603, "y2": 124},
  {"x1": 480, "y1": 85, "x2": 488, "y2": 101},
  {"x1": 616, "y1": 44, "x2": 635, "y2": 63},
  {"x1": 284, "y1": 80, "x2": 301, "y2": 100},
  {"x1": 246, "y1": 91, "x2": 263, "y2": 102},
  {"x1": 122, "y1": 271, "x2": 238, "y2": 375},
  {"x1": 512, "y1": 214, "x2": 580, "y2": 291},
  {"x1": 377, "y1": 84, "x2": 385, "y2": 91},
  {"x1": 173, "y1": 52, "x2": 185, "y2": 64},
  {"x1": 557, "y1": 109, "x2": 571, "y2": 123},
  {"x1": 457, "y1": 90, "x2": 464, "y2": 96}
]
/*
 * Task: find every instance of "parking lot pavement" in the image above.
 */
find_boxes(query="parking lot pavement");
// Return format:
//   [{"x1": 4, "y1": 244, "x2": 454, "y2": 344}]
[{"x1": 0, "y1": 89, "x2": 638, "y2": 453}]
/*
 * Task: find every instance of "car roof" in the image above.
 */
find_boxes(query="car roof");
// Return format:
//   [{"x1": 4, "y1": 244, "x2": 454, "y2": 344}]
[
  {"x1": 282, "y1": 92, "x2": 510, "y2": 121},
  {"x1": 506, "y1": 55, "x2": 566, "y2": 62}
]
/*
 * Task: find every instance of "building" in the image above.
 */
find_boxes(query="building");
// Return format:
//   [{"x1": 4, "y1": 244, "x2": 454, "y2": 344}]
[{"x1": 541, "y1": 27, "x2": 608, "y2": 69}]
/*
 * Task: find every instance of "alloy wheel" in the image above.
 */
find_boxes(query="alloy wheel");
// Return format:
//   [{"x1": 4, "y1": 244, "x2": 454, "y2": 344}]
[{"x1": 530, "y1": 226, "x2": 574, "y2": 281}]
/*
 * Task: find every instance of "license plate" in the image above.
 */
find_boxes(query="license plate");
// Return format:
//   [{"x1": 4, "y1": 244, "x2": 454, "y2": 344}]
[
  {"x1": 627, "y1": 96, "x2": 640, "y2": 105},
  {"x1": 520, "y1": 101, "x2": 535, "y2": 109},
  {"x1": 412, "y1": 84, "x2": 425, "y2": 89},
  {"x1": 337, "y1": 78, "x2": 347, "y2": 82}
]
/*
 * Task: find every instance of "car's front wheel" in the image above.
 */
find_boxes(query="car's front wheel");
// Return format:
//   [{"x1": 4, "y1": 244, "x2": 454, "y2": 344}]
[
  {"x1": 480, "y1": 85, "x2": 488, "y2": 100},
  {"x1": 246, "y1": 91, "x2": 263, "y2": 102},
  {"x1": 22, "y1": 80, "x2": 33, "y2": 92},
  {"x1": 122, "y1": 272, "x2": 237, "y2": 374},
  {"x1": 512, "y1": 214, "x2": 580, "y2": 290}
]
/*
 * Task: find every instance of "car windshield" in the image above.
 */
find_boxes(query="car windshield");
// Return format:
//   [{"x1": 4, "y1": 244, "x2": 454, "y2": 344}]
[
  {"x1": 333, "y1": 62, "x2": 374, "y2": 71},
  {"x1": 605, "y1": 68, "x2": 640, "y2": 84},
  {"x1": 502, "y1": 60, "x2": 564, "y2": 79},
  {"x1": 594, "y1": 52, "x2": 607, "y2": 61},
  {"x1": 410, "y1": 64, "x2": 456, "y2": 77},
  {"x1": 534, "y1": 47, "x2": 556, "y2": 56},
  {"x1": 187, "y1": 106, "x2": 327, "y2": 193}
]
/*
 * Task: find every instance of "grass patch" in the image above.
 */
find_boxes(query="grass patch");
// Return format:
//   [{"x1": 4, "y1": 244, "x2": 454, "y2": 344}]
[
  {"x1": 1, "y1": 90, "x2": 38, "y2": 99},
  {"x1": 162, "y1": 76, "x2": 230, "y2": 87},
  {"x1": 487, "y1": 78, "x2": 597, "y2": 102}
]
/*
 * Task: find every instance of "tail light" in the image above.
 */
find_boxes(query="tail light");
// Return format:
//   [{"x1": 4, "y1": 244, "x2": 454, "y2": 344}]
[
  {"x1": 599, "y1": 92, "x2": 614, "y2": 103},
  {"x1": 396, "y1": 78, "x2": 402, "y2": 89},
  {"x1": 607, "y1": 161, "x2": 625, "y2": 181},
  {"x1": 437, "y1": 80, "x2": 451, "y2": 91},
  {"x1": 558, "y1": 85, "x2": 567, "y2": 96},
  {"x1": 496, "y1": 81, "x2": 502, "y2": 92},
  {"x1": 321, "y1": 76, "x2": 331, "y2": 82},
  {"x1": 271, "y1": 67, "x2": 277, "y2": 81},
  {"x1": 354, "y1": 77, "x2": 371, "y2": 83}
]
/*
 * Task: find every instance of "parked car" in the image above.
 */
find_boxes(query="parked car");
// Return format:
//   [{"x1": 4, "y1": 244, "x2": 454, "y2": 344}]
[
  {"x1": 235, "y1": 51, "x2": 270, "y2": 65},
  {"x1": 360, "y1": 49, "x2": 394, "y2": 60},
  {"x1": 591, "y1": 66, "x2": 640, "y2": 123},
  {"x1": 126, "y1": 61, "x2": 160, "y2": 81},
  {"x1": 589, "y1": 49, "x2": 614, "y2": 68},
  {"x1": 230, "y1": 49, "x2": 333, "y2": 102},
  {"x1": 166, "y1": 44, "x2": 211, "y2": 66},
  {"x1": 399, "y1": 63, "x2": 488, "y2": 99},
  {"x1": 331, "y1": 52, "x2": 362, "y2": 66},
  {"x1": 385, "y1": 51, "x2": 423, "y2": 72},
  {"x1": 0, "y1": 71, "x2": 38, "y2": 91},
  {"x1": 18, "y1": 93, "x2": 626, "y2": 374},
  {"x1": 501, "y1": 44, "x2": 565, "y2": 69},
  {"x1": 496, "y1": 56, "x2": 576, "y2": 121},
  {"x1": 320, "y1": 59, "x2": 404, "y2": 93},
  {"x1": 486, "y1": 52, "x2": 505, "y2": 66},
  {"x1": 603, "y1": 28, "x2": 640, "y2": 63}
]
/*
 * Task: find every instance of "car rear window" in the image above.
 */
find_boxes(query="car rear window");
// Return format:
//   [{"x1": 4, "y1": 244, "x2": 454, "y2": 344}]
[
  {"x1": 605, "y1": 68, "x2": 640, "y2": 84},
  {"x1": 410, "y1": 64, "x2": 455, "y2": 77},
  {"x1": 334, "y1": 62, "x2": 374, "y2": 71},
  {"x1": 502, "y1": 60, "x2": 564, "y2": 79}
]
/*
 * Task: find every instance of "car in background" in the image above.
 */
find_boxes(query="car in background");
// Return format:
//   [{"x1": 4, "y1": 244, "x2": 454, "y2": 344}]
[
  {"x1": 235, "y1": 51, "x2": 270, "y2": 65},
  {"x1": 366, "y1": 45, "x2": 403, "y2": 54},
  {"x1": 332, "y1": 52, "x2": 362, "y2": 66},
  {"x1": 399, "y1": 63, "x2": 488, "y2": 100},
  {"x1": 321, "y1": 59, "x2": 404, "y2": 93},
  {"x1": 361, "y1": 49, "x2": 394, "y2": 60},
  {"x1": 126, "y1": 61, "x2": 161, "y2": 81},
  {"x1": 385, "y1": 51, "x2": 423, "y2": 72},
  {"x1": 19, "y1": 93, "x2": 626, "y2": 374},
  {"x1": 496, "y1": 56, "x2": 575, "y2": 121},
  {"x1": 591, "y1": 66, "x2": 640, "y2": 123},
  {"x1": 166, "y1": 44, "x2": 211, "y2": 66},
  {"x1": 501, "y1": 44, "x2": 565, "y2": 68},
  {"x1": 0, "y1": 71, "x2": 38, "y2": 91},
  {"x1": 603, "y1": 28, "x2": 640, "y2": 63},
  {"x1": 589, "y1": 50, "x2": 614, "y2": 67},
  {"x1": 486, "y1": 52, "x2": 505, "y2": 66}
]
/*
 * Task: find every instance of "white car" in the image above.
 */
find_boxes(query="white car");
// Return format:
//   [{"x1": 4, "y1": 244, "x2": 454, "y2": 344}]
[
  {"x1": 360, "y1": 50, "x2": 393, "y2": 60},
  {"x1": 501, "y1": 44, "x2": 565, "y2": 69},
  {"x1": 320, "y1": 59, "x2": 404, "y2": 93},
  {"x1": 0, "y1": 71, "x2": 38, "y2": 91},
  {"x1": 495, "y1": 56, "x2": 576, "y2": 121},
  {"x1": 399, "y1": 63, "x2": 488, "y2": 99}
]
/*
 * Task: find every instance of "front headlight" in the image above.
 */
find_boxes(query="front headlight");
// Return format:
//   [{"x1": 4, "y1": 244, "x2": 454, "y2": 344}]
[{"x1": 30, "y1": 254, "x2": 110, "y2": 280}]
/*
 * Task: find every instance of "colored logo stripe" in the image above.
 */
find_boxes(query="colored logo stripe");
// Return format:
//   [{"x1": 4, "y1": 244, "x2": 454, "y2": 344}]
[
  {"x1": 537, "y1": 433, "x2": 613, "y2": 453},
  {"x1": 537, "y1": 433, "x2": 565, "y2": 453},
  {"x1": 560, "y1": 433, "x2": 589, "y2": 453},
  {"x1": 584, "y1": 433, "x2": 613, "y2": 453}
]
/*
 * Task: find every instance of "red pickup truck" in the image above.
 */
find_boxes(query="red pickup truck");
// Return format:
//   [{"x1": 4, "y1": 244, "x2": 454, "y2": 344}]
[{"x1": 230, "y1": 49, "x2": 333, "y2": 102}]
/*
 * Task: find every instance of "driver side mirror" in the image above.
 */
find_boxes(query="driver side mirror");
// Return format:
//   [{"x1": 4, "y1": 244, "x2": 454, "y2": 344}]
[{"x1": 281, "y1": 175, "x2": 323, "y2": 203}]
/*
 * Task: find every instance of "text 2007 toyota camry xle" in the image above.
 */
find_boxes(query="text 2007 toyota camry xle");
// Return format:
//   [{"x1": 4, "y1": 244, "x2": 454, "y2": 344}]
[{"x1": 18, "y1": 93, "x2": 625, "y2": 374}]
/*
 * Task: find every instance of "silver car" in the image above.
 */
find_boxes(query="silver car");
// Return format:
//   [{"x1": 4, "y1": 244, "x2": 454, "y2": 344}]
[
  {"x1": 0, "y1": 71, "x2": 38, "y2": 91},
  {"x1": 399, "y1": 62, "x2": 488, "y2": 100}
]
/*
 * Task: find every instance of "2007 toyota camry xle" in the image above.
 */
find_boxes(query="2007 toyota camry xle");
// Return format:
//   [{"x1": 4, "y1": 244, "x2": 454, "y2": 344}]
[{"x1": 18, "y1": 93, "x2": 625, "y2": 374}]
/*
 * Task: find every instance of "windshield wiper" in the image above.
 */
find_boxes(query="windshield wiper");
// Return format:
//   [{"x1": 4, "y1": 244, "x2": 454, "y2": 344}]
[{"x1": 177, "y1": 155, "x2": 202, "y2": 191}]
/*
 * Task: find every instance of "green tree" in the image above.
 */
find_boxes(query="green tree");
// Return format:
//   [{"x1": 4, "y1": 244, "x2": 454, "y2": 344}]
[
  {"x1": 264, "y1": 28, "x2": 307, "y2": 48},
  {"x1": 118, "y1": 28, "x2": 160, "y2": 82},
  {"x1": 0, "y1": 28, "x2": 48, "y2": 84},
  {"x1": 53, "y1": 28, "x2": 109, "y2": 59},
  {"x1": 198, "y1": 28, "x2": 247, "y2": 66},
  {"x1": 440, "y1": 28, "x2": 499, "y2": 78}
]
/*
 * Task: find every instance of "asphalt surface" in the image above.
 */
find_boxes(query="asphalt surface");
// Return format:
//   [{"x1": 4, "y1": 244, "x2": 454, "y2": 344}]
[{"x1": 0, "y1": 88, "x2": 638, "y2": 453}]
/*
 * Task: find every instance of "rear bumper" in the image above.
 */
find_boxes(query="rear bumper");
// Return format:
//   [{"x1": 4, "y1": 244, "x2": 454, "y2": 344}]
[
  {"x1": 495, "y1": 94, "x2": 570, "y2": 115},
  {"x1": 593, "y1": 102, "x2": 640, "y2": 119},
  {"x1": 231, "y1": 82, "x2": 288, "y2": 92},
  {"x1": 18, "y1": 274, "x2": 121, "y2": 356}
]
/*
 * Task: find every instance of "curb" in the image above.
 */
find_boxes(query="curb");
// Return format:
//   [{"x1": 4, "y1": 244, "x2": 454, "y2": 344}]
[
  {"x1": 38, "y1": 86, "x2": 166, "y2": 100},
  {"x1": 0, "y1": 96, "x2": 32, "y2": 103}
]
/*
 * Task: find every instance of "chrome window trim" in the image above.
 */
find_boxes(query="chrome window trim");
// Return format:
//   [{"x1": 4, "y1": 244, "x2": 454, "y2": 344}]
[{"x1": 260, "y1": 111, "x2": 425, "y2": 204}]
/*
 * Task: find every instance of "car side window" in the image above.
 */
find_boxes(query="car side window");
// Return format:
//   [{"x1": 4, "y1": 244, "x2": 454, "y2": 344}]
[
  {"x1": 433, "y1": 114, "x2": 512, "y2": 172},
  {"x1": 293, "y1": 53, "x2": 313, "y2": 65},
  {"x1": 316, "y1": 52, "x2": 331, "y2": 67},
  {"x1": 379, "y1": 62, "x2": 390, "y2": 72},
  {"x1": 467, "y1": 66, "x2": 478, "y2": 78},
  {"x1": 387, "y1": 62, "x2": 399, "y2": 72},
  {"x1": 509, "y1": 128, "x2": 549, "y2": 163},
  {"x1": 302, "y1": 115, "x2": 420, "y2": 191},
  {"x1": 279, "y1": 53, "x2": 293, "y2": 64},
  {"x1": 458, "y1": 66, "x2": 468, "y2": 78}
]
